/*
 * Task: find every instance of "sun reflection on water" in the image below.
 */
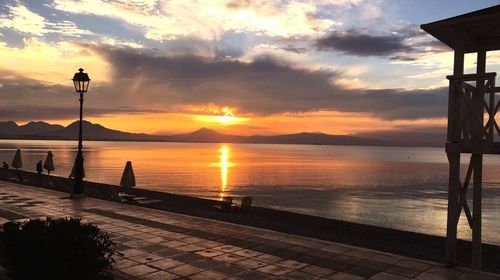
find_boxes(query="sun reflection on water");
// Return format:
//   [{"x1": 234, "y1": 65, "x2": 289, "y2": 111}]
[{"x1": 219, "y1": 145, "x2": 231, "y2": 198}]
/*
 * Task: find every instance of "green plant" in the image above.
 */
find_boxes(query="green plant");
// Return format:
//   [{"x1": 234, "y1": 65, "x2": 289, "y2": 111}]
[{"x1": 0, "y1": 217, "x2": 115, "y2": 280}]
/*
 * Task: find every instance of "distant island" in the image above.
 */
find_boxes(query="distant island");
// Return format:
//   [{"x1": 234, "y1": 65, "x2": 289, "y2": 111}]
[{"x1": 0, "y1": 121, "x2": 445, "y2": 147}]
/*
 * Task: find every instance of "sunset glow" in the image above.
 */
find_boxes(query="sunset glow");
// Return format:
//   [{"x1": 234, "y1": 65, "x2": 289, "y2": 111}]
[{"x1": 1, "y1": 1, "x2": 499, "y2": 137}]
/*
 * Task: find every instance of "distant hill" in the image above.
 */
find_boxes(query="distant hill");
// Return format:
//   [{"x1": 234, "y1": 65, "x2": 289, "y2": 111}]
[
  {"x1": 354, "y1": 130, "x2": 446, "y2": 147},
  {"x1": 0, "y1": 121, "x2": 64, "y2": 136},
  {"x1": 38, "y1": 121, "x2": 158, "y2": 141},
  {"x1": 165, "y1": 128, "x2": 243, "y2": 143},
  {"x1": 2, "y1": 120, "x2": 443, "y2": 146},
  {"x1": 245, "y1": 132, "x2": 379, "y2": 146}
]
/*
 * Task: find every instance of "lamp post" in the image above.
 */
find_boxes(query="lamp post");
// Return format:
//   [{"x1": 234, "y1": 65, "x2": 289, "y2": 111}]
[{"x1": 71, "y1": 68, "x2": 90, "y2": 198}]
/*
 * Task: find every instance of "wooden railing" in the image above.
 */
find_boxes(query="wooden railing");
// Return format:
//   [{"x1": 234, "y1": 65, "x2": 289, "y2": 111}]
[{"x1": 447, "y1": 73, "x2": 499, "y2": 144}]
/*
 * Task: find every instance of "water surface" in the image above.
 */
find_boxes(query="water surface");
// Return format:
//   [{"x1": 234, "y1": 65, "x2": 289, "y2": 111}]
[{"x1": 1, "y1": 139, "x2": 499, "y2": 244}]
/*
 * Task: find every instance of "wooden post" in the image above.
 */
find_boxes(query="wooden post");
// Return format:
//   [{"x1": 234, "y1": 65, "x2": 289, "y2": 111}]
[
  {"x1": 472, "y1": 49, "x2": 486, "y2": 269},
  {"x1": 446, "y1": 145, "x2": 460, "y2": 265},
  {"x1": 445, "y1": 49, "x2": 464, "y2": 266}
]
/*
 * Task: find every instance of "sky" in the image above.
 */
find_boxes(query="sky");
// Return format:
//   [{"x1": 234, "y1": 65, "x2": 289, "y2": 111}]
[{"x1": 1, "y1": 0, "x2": 500, "y2": 136}]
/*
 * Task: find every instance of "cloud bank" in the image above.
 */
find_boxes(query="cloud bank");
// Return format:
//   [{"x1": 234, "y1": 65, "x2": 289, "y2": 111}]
[{"x1": 0, "y1": 45, "x2": 448, "y2": 122}]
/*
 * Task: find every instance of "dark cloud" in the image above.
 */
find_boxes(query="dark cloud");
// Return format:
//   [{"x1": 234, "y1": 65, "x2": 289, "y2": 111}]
[
  {"x1": 0, "y1": 72, "x2": 163, "y2": 121},
  {"x1": 316, "y1": 29, "x2": 412, "y2": 56},
  {"x1": 97, "y1": 46, "x2": 447, "y2": 120},
  {"x1": 0, "y1": 46, "x2": 448, "y2": 122},
  {"x1": 316, "y1": 26, "x2": 449, "y2": 58}
]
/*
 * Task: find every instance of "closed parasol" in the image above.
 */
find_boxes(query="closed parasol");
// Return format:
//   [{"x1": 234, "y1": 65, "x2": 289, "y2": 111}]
[
  {"x1": 11, "y1": 149, "x2": 22, "y2": 169},
  {"x1": 120, "y1": 161, "x2": 136, "y2": 188},
  {"x1": 69, "y1": 160, "x2": 85, "y2": 179},
  {"x1": 43, "y1": 151, "x2": 55, "y2": 175}
]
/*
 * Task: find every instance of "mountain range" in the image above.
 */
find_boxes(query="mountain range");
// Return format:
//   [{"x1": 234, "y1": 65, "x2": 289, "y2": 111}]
[{"x1": 0, "y1": 121, "x2": 445, "y2": 147}]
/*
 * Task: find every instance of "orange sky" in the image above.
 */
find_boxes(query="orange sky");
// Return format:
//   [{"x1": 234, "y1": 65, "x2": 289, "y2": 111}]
[{"x1": 1, "y1": 1, "x2": 499, "y2": 136}]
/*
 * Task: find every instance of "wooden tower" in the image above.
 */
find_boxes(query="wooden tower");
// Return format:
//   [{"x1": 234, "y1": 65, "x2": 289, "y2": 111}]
[{"x1": 421, "y1": 5, "x2": 500, "y2": 270}]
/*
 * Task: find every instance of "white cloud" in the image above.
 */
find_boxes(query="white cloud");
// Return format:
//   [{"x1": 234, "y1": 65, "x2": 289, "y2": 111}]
[
  {"x1": 0, "y1": 3, "x2": 47, "y2": 35},
  {"x1": 0, "y1": 2, "x2": 91, "y2": 37},
  {"x1": 51, "y1": 0, "x2": 338, "y2": 41}
]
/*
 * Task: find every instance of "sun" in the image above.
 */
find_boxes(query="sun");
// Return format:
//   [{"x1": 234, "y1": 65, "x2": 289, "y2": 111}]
[{"x1": 214, "y1": 108, "x2": 241, "y2": 124}]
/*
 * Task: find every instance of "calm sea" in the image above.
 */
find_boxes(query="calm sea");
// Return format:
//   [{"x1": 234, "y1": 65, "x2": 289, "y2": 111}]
[{"x1": 1, "y1": 139, "x2": 500, "y2": 244}]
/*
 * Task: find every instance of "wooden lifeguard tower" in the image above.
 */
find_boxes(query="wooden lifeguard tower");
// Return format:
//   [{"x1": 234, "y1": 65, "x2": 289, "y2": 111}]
[{"x1": 421, "y1": 5, "x2": 500, "y2": 270}]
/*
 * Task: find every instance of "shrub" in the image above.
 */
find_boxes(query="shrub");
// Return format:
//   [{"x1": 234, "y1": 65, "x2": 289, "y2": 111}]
[{"x1": 0, "y1": 217, "x2": 115, "y2": 280}]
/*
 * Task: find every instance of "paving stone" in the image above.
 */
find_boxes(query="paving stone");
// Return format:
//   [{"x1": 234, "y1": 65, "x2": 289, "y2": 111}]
[
  {"x1": 141, "y1": 270, "x2": 179, "y2": 280},
  {"x1": 212, "y1": 263, "x2": 247, "y2": 276},
  {"x1": 254, "y1": 254, "x2": 284, "y2": 264},
  {"x1": 121, "y1": 264, "x2": 158, "y2": 277},
  {"x1": 369, "y1": 272, "x2": 410, "y2": 280},
  {"x1": 358, "y1": 259, "x2": 391, "y2": 271},
  {"x1": 414, "y1": 272, "x2": 454, "y2": 280},
  {"x1": 190, "y1": 270, "x2": 228, "y2": 280},
  {"x1": 234, "y1": 258, "x2": 268, "y2": 269},
  {"x1": 155, "y1": 248, "x2": 184, "y2": 258},
  {"x1": 131, "y1": 253, "x2": 164, "y2": 264},
  {"x1": 368, "y1": 254, "x2": 401, "y2": 265},
  {"x1": 163, "y1": 240, "x2": 188, "y2": 248},
  {"x1": 195, "y1": 248, "x2": 225, "y2": 258},
  {"x1": 177, "y1": 244, "x2": 205, "y2": 252},
  {"x1": 327, "y1": 272, "x2": 365, "y2": 280},
  {"x1": 394, "y1": 259, "x2": 432, "y2": 272},
  {"x1": 167, "y1": 264, "x2": 204, "y2": 277},
  {"x1": 191, "y1": 259, "x2": 224, "y2": 269},
  {"x1": 213, "y1": 253, "x2": 247, "y2": 263},
  {"x1": 236, "y1": 270, "x2": 273, "y2": 280},
  {"x1": 384, "y1": 265, "x2": 420, "y2": 278},
  {"x1": 300, "y1": 264, "x2": 336, "y2": 277},
  {"x1": 426, "y1": 266, "x2": 464, "y2": 279},
  {"x1": 344, "y1": 265, "x2": 380, "y2": 278},
  {"x1": 344, "y1": 249, "x2": 378, "y2": 259},
  {"x1": 172, "y1": 252, "x2": 201, "y2": 263},
  {"x1": 257, "y1": 264, "x2": 293, "y2": 276},
  {"x1": 148, "y1": 258, "x2": 183, "y2": 270},
  {"x1": 114, "y1": 258, "x2": 141, "y2": 270},
  {"x1": 275, "y1": 259, "x2": 309, "y2": 270},
  {"x1": 233, "y1": 249, "x2": 262, "y2": 258},
  {"x1": 284, "y1": 270, "x2": 318, "y2": 280},
  {"x1": 120, "y1": 248, "x2": 149, "y2": 258},
  {"x1": 214, "y1": 245, "x2": 242, "y2": 253},
  {"x1": 457, "y1": 272, "x2": 500, "y2": 280}
]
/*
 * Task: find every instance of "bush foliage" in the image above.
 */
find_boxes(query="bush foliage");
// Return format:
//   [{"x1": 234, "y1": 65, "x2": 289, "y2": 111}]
[{"x1": 0, "y1": 217, "x2": 115, "y2": 280}]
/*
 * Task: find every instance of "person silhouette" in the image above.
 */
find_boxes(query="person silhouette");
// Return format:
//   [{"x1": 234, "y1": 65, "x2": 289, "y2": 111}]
[
  {"x1": 36, "y1": 160, "x2": 43, "y2": 180},
  {"x1": 2, "y1": 162, "x2": 8, "y2": 169}
]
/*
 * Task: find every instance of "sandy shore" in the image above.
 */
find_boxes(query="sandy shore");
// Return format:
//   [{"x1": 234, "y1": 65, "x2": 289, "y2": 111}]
[{"x1": 1, "y1": 168, "x2": 499, "y2": 273}]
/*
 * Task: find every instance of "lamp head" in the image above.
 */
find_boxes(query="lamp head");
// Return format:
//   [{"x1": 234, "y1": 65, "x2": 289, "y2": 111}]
[{"x1": 72, "y1": 68, "x2": 90, "y2": 93}]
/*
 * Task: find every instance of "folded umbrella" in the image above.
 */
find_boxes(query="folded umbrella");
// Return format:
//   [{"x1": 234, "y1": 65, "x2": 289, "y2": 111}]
[
  {"x1": 120, "y1": 161, "x2": 136, "y2": 189},
  {"x1": 11, "y1": 149, "x2": 22, "y2": 170},
  {"x1": 43, "y1": 151, "x2": 55, "y2": 175}
]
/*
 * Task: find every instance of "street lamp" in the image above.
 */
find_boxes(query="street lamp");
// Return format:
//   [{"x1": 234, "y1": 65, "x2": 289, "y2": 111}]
[{"x1": 71, "y1": 68, "x2": 90, "y2": 198}]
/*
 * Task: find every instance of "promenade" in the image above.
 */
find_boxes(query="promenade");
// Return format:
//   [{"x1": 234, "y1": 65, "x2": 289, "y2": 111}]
[{"x1": 0, "y1": 181, "x2": 498, "y2": 280}]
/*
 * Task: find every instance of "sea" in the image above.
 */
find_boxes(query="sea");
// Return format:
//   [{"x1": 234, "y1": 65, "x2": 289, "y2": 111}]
[{"x1": 1, "y1": 139, "x2": 499, "y2": 244}]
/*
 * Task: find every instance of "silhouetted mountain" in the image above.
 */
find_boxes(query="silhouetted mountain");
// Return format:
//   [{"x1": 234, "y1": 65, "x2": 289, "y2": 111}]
[
  {"x1": 39, "y1": 121, "x2": 156, "y2": 141},
  {"x1": 166, "y1": 128, "x2": 243, "y2": 143},
  {"x1": 354, "y1": 130, "x2": 446, "y2": 147},
  {"x1": 0, "y1": 121, "x2": 63, "y2": 136},
  {"x1": 0, "y1": 120, "x2": 446, "y2": 147},
  {"x1": 246, "y1": 132, "x2": 377, "y2": 145}
]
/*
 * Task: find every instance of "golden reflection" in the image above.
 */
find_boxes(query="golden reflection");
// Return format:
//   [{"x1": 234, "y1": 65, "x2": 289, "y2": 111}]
[{"x1": 219, "y1": 145, "x2": 231, "y2": 198}]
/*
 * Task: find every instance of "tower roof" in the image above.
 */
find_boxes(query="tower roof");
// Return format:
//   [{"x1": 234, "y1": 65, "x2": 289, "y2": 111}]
[{"x1": 421, "y1": 5, "x2": 500, "y2": 53}]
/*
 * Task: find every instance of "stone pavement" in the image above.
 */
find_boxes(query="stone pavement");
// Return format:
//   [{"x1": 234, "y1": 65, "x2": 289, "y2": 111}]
[{"x1": 0, "y1": 181, "x2": 498, "y2": 280}]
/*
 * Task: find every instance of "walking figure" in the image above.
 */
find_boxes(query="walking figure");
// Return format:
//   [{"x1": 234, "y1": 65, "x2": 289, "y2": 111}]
[{"x1": 36, "y1": 160, "x2": 43, "y2": 180}]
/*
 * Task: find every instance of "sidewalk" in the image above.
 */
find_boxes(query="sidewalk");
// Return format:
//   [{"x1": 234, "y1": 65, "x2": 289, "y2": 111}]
[{"x1": 0, "y1": 181, "x2": 498, "y2": 280}]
